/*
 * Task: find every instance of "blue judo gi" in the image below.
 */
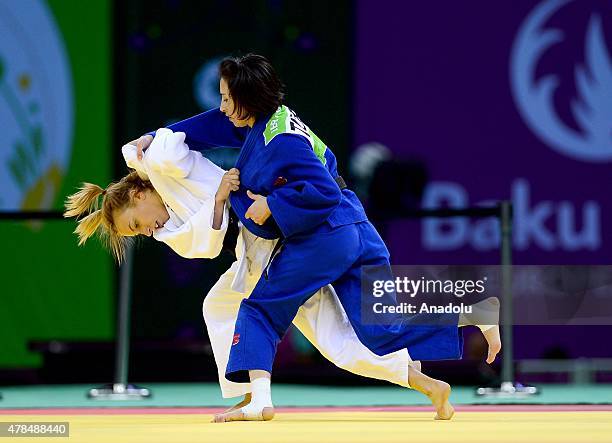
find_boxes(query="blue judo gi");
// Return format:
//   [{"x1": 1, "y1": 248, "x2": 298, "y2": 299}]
[{"x1": 158, "y1": 106, "x2": 463, "y2": 382}]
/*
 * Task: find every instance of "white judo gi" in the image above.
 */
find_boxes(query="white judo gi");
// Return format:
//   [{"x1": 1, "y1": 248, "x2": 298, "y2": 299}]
[{"x1": 123, "y1": 129, "x2": 411, "y2": 398}]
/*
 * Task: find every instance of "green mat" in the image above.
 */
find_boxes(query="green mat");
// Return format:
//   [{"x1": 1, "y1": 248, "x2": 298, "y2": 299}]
[{"x1": 0, "y1": 383, "x2": 610, "y2": 409}]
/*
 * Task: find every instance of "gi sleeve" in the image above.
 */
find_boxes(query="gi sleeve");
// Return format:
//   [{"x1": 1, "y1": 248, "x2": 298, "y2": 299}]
[
  {"x1": 147, "y1": 108, "x2": 247, "y2": 151},
  {"x1": 265, "y1": 134, "x2": 342, "y2": 237},
  {"x1": 144, "y1": 129, "x2": 202, "y2": 178},
  {"x1": 122, "y1": 143, "x2": 149, "y2": 179}
]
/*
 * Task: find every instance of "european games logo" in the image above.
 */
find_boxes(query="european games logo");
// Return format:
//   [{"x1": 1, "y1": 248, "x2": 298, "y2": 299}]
[
  {"x1": 0, "y1": 0, "x2": 74, "y2": 211},
  {"x1": 510, "y1": 0, "x2": 612, "y2": 163}
]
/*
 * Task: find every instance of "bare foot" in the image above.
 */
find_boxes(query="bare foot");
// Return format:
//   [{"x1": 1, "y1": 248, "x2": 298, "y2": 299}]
[
  {"x1": 211, "y1": 393, "x2": 251, "y2": 423},
  {"x1": 213, "y1": 406, "x2": 275, "y2": 423},
  {"x1": 408, "y1": 365, "x2": 454, "y2": 420},
  {"x1": 409, "y1": 361, "x2": 422, "y2": 372},
  {"x1": 430, "y1": 381, "x2": 454, "y2": 420},
  {"x1": 478, "y1": 297, "x2": 501, "y2": 364},
  {"x1": 483, "y1": 325, "x2": 501, "y2": 364},
  {"x1": 461, "y1": 297, "x2": 502, "y2": 364}
]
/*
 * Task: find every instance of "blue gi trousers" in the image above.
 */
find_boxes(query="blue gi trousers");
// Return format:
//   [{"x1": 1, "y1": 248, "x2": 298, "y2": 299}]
[{"x1": 226, "y1": 220, "x2": 462, "y2": 382}]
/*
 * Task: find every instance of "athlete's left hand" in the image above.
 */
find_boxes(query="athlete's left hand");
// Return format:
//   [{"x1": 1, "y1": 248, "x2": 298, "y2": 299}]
[{"x1": 245, "y1": 190, "x2": 271, "y2": 225}]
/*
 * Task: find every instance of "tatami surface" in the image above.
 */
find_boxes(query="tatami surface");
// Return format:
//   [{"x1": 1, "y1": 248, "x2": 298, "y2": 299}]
[{"x1": 1, "y1": 384, "x2": 611, "y2": 442}]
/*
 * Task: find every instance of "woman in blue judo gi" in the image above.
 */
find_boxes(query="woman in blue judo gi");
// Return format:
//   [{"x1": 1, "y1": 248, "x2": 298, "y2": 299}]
[{"x1": 133, "y1": 54, "x2": 501, "y2": 422}]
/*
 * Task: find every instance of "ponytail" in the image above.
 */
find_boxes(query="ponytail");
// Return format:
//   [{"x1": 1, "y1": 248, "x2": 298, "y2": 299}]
[
  {"x1": 64, "y1": 183, "x2": 105, "y2": 246},
  {"x1": 64, "y1": 174, "x2": 150, "y2": 264}
]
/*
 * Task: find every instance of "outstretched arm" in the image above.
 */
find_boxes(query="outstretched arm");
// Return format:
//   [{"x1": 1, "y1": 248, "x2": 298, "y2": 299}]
[
  {"x1": 162, "y1": 108, "x2": 247, "y2": 150},
  {"x1": 133, "y1": 108, "x2": 247, "y2": 159}
]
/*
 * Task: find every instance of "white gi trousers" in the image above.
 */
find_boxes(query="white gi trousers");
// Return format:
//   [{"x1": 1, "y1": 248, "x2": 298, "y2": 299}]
[{"x1": 202, "y1": 227, "x2": 411, "y2": 398}]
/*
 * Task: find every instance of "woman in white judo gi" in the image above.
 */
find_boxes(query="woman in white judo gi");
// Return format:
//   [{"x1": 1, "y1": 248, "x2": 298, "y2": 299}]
[{"x1": 65, "y1": 128, "x2": 458, "y2": 419}]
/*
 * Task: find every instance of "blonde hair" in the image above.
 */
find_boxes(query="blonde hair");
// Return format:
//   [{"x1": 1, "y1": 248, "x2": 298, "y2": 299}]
[{"x1": 64, "y1": 171, "x2": 154, "y2": 263}]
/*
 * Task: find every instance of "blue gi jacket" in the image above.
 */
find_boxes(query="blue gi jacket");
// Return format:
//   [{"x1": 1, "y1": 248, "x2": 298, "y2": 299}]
[
  {"x1": 149, "y1": 106, "x2": 463, "y2": 371},
  {"x1": 158, "y1": 106, "x2": 368, "y2": 239}
]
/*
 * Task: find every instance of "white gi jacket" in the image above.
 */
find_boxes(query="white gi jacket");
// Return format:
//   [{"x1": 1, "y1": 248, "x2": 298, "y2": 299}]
[{"x1": 122, "y1": 128, "x2": 274, "y2": 293}]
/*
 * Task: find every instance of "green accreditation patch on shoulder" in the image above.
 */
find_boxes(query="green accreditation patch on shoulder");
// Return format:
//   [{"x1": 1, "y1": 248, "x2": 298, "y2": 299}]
[{"x1": 263, "y1": 105, "x2": 327, "y2": 166}]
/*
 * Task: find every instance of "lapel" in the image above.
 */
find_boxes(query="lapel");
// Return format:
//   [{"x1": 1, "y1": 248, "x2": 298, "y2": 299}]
[
  {"x1": 234, "y1": 113, "x2": 274, "y2": 190},
  {"x1": 235, "y1": 115, "x2": 268, "y2": 170}
]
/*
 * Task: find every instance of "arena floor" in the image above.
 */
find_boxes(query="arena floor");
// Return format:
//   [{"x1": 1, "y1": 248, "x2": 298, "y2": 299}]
[{"x1": 1, "y1": 384, "x2": 610, "y2": 442}]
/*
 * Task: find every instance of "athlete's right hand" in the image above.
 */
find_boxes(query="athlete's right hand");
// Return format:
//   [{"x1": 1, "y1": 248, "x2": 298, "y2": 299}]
[
  {"x1": 215, "y1": 168, "x2": 240, "y2": 203},
  {"x1": 136, "y1": 134, "x2": 154, "y2": 160}
]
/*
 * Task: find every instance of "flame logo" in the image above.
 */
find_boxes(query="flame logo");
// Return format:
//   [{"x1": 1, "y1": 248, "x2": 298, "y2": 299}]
[{"x1": 510, "y1": 0, "x2": 612, "y2": 162}]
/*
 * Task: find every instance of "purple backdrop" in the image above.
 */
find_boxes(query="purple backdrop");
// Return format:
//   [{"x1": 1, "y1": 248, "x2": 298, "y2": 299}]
[{"x1": 355, "y1": 0, "x2": 612, "y2": 358}]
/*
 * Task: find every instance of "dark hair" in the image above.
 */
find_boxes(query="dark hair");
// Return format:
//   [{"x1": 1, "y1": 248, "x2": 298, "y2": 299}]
[{"x1": 219, "y1": 53, "x2": 285, "y2": 120}]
